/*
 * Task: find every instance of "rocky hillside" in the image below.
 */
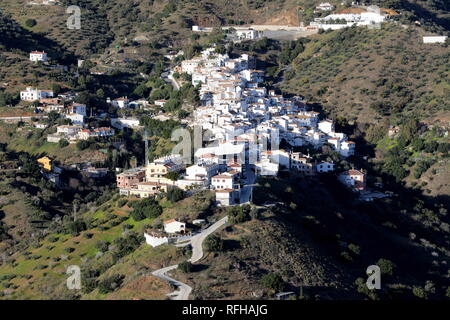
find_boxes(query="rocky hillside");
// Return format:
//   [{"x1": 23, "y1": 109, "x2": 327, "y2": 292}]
[{"x1": 171, "y1": 173, "x2": 449, "y2": 300}]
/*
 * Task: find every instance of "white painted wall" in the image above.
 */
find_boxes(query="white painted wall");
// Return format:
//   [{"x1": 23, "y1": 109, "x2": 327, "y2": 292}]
[{"x1": 144, "y1": 233, "x2": 169, "y2": 247}]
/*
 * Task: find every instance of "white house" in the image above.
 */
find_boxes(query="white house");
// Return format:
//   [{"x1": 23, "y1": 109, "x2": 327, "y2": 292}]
[
  {"x1": 181, "y1": 58, "x2": 203, "y2": 74},
  {"x1": 215, "y1": 189, "x2": 239, "y2": 206},
  {"x1": 338, "y1": 169, "x2": 366, "y2": 191},
  {"x1": 65, "y1": 113, "x2": 85, "y2": 125},
  {"x1": 185, "y1": 163, "x2": 220, "y2": 182},
  {"x1": 109, "y1": 97, "x2": 129, "y2": 109},
  {"x1": 29, "y1": 51, "x2": 48, "y2": 62},
  {"x1": 20, "y1": 87, "x2": 54, "y2": 101},
  {"x1": 211, "y1": 173, "x2": 236, "y2": 190},
  {"x1": 163, "y1": 219, "x2": 186, "y2": 234},
  {"x1": 68, "y1": 103, "x2": 87, "y2": 116},
  {"x1": 192, "y1": 73, "x2": 207, "y2": 86},
  {"x1": 154, "y1": 99, "x2": 168, "y2": 107},
  {"x1": 241, "y1": 69, "x2": 264, "y2": 83},
  {"x1": 177, "y1": 162, "x2": 220, "y2": 190},
  {"x1": 78, "y1": 127, "x2": 115, "y2": 140},
  {"x1": 111, "y1": 118, "x2": 141, "y2": 130},
  {"x1": 318, "y1": 119, "x2": 334, "y2": 134},
  {"x1": 341, "y1": 140, "x2": 356, "y2": 157},
  {"x1": 316, "y1": 161, "x2": 334, "y2": 173},
  {"x1": 423, "y1": 36, "x2": 448, "y2": 44},
  {"x1": 236, "y1": 29, "x2": 260, "y2": 40},
  {"x1": 57, "y1": 125, "x2": 83, "y2": 135},
  {"x1": 311, "y1": 7, "x2": 393, "y2": 30},
  {"x1": 144, "y1": 232, "x2": 169, "y2": 247},
  {"x1": 129, "y1": 99, "x2": 149, "y2": 109},
  {"x1": 255, "y1": 160, "x2": 279, "y2": 176},
  {"x1": 315, "y1": 2, "x2": 335, "y2": 11}
]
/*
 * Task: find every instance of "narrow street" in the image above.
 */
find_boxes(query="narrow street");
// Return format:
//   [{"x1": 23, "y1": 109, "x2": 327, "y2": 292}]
[
  {"x1": 239, "y1": 166, "x2": 257, "y2": 204},
  {"x1": 161, "y1": 68, "x2": 181, "y2": 90}
]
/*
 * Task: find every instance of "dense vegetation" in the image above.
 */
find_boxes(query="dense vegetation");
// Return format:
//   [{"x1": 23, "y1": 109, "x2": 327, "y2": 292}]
[{"x1": 0, "y1": 0, "x2": 448, "y2": 300}]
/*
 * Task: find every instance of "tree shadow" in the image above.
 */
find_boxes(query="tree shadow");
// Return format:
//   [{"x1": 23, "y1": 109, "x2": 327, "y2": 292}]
[{"x1": 192, "y1": 263, "x2": 209, "y2": 272}]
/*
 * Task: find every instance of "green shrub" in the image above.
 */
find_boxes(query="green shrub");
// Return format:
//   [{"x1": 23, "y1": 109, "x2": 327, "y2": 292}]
[
  {"x1": 260, "y1": 273, "x2": 285, "y2": 292},
  {"x1": 178, "y1": 261, "x2": 193, "y2": 273},
  {"x1": 130, "y1": 198, "x2": 162, "y2": 221},
  {"x1": 228, "y1": 204, "x2": 251, "y2": 224},
  {"x1": 25, "y1": 19, "x2": 37, "y2": 28},
  {"x1": 117, "y1": 199, "x2": 128, "y2": 207},
  {"x1": 166, "y1": 187, "x2": 185, "y2": 202},
  {"x1": 376, "y1": 258, "x2": 396, "y2": 276},
  {"x1": 59, "y1": 139, "x2": 69, "y2": 148},
  {"x1": 66, "y1": 220, "x2": 87, "y2": 236},
  {"x1": 412, "y1": 286, "x2": 428, "y2": 299},
  {"x1": 81, "y1": 269, "x2": 100, "y2": 294},
  {"x1": 98, "y1": 274, "x2": 124, "y2": 294},
  {"x1": 112, "y1": 233, "x2": 143, "y2": 259},
  {"x1": 165, "y1": 171, "x2": 180, "y2": 181},
  {"x1": 204, "y1": 235, "x2": 224, "y2": 252},
  {"x1": 95, "y1": 240, "x2": 110, "y2": 252},
  {"x1": 48, "y1": 236, "x2": 59, "y2": 243},
  {"x1": 348, "y1": 244, "x2": 361, "y2": 255},
  {"x1": 340, "y1": 251, "x2": 353, "y2": 262},
  {"x1": 64, "y1": 247, "x2": 75, "y2": 253}
]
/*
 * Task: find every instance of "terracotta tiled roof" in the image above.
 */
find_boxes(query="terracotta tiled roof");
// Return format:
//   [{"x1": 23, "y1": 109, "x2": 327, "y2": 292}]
[{"x1": 348, "y1": 169, "x2": 364, "y2": 176}]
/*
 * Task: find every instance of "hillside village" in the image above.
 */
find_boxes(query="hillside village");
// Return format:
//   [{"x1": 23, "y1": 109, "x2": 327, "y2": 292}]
[
  {"x1": 116, "y1": 47, "x2": 365, "y2": 209},
  {"x1": 0, "y1": 0, "x2": 449, "y2": 302},
  {"x1": 2, "y1": 10, "x2": 443, "y2": 247},
  {"x1": 6, "y1": 43, "x2": 384, "y2": 251}
]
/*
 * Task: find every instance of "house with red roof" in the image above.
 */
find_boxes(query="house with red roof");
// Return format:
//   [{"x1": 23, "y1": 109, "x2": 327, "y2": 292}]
[
  {"x1": 30, "y1": 51, "x2": 48, "y2": 62},
  {"x1": 338, "y1": 169, "x2": 366, "y2": 191}
]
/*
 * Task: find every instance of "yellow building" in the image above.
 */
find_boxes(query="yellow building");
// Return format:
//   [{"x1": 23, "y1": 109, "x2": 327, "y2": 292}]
[
  {"x1": 127, "y1": 182, "x2": 174, "y2": 198},
  {"x1": 37, "y1": 156, "x2": 52, "y2": 171},
  {"x1": 146, "y1": 157, "x2": 185, "y2": 181},
  {"x1": 146, "y1": 163, "x2": 171, "y2": 179}
]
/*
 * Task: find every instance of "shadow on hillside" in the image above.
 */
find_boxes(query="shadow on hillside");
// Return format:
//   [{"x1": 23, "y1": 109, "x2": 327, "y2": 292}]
[
  {"x1": 404, "y1": 0, "x2": 450, "y2": 32},
  {"x1": 192, "y1": 264, "x2": 209, "y2": 272},
  {"x1": 0, "y1": 12, "x2": 75, "y2": 64},
  {"x1": 224, "y1": 239, "x2": 241, "y2": 251}
]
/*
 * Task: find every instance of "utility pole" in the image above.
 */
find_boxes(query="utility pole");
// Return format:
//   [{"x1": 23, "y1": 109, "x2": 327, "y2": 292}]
[
  {"x1": 144, "y1": 128, "x2": 149, "y2": 166},
  {"x1": 73, "y1": 202, "x2": 77, "y2": 222}
]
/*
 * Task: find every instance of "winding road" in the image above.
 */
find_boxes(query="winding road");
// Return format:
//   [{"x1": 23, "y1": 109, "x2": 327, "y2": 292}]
[
  {"x1": 161, "y1": 68, "x2": 181, "y2": 91},
  {"x1": 0, "y1": 115, "x2": 48, "y2": 121},
  {"x1": 151, "y1": 216, "x2": 229, "y2": 300}
]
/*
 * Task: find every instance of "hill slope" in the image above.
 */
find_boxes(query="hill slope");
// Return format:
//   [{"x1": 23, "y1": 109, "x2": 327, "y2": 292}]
[{"x1": 279, "y1": 24, "x2": 449, "y2": 124}]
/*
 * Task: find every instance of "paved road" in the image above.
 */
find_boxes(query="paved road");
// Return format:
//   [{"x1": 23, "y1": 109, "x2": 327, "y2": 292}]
[
  {"x1": 167, "y1": 72, "x2": 181, "y2": 90},
  {"x1": 262, "y1": 30, "x2": 318, "y2": 41},
  {"x1": 0, "y1": 115, "x2": 48, "y2": 121},
  {"x1": 239, "y1": 167, "x2": 257, "y2": 204},
  {"x1": 151, "y1": 265, "x2": 192, "y2": 300},
  {"x1": 151, "y1": 216, "x2": 228, "y2": 300},
  {"x1": 161, "y1": 69, "x2": 181, "y2": 91},
  {"x1": 189, "y1": 216, "x2": 229, "y2": 263}
]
